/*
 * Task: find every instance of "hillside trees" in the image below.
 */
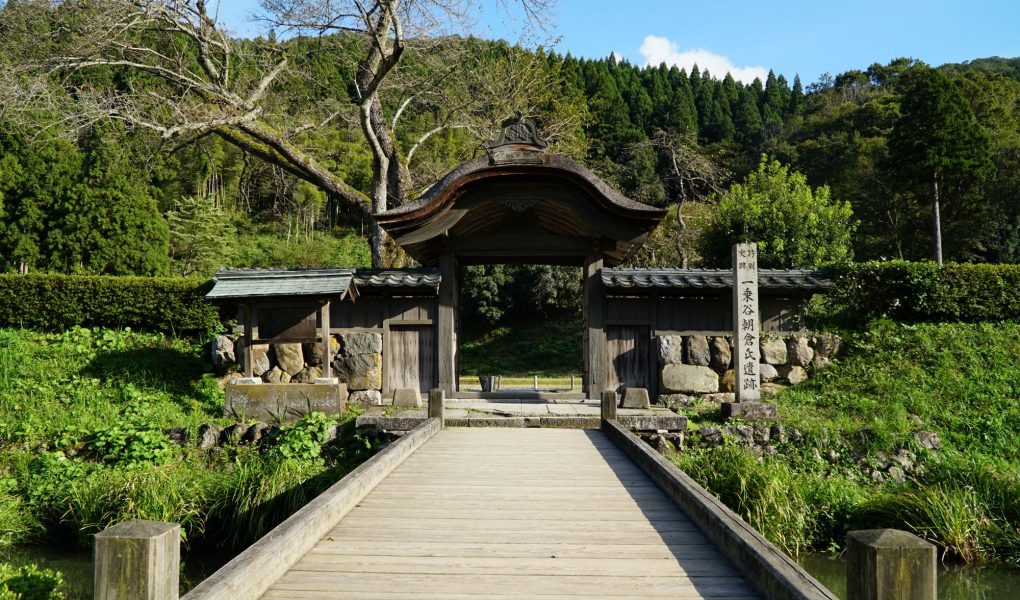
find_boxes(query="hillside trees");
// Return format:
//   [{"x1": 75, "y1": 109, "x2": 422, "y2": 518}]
[
  {"x1": 0, "y1": 129, "x2": 169, "y2": 275},
  {"x1": 0, "y1": 0, "x2": 572, "y2": 267},
  {"x1": 888, "y1": 66, "x2": 994, "y2": 263}
]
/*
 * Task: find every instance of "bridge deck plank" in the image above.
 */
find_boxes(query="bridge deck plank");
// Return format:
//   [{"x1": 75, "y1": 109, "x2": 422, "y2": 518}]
[{"x1": 261, "y1": 428, "x2": 759, "y2": 599}]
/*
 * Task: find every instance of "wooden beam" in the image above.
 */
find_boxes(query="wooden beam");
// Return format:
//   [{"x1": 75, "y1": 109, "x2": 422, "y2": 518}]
[
  {"x1": 243, "y1": 303, "x2": 254, "y2": 379},
  {"x1": 449, "y1": 234, "x2": 591, "y2": 256},
  {"x1": 437, "y1": 251, "x2": 457, "y2": 396},
  {"x1": 320, "y1": 300, "x2": 332, "y2": 380},
  {"x1": 584, "y1": 250, "x2": 606, "y2": 400}
]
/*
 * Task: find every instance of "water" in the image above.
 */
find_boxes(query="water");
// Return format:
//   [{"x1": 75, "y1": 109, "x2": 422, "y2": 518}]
[
  {"x1": 798, "y1": 552, "x2": 1020, "y2": 599},
  {"x1": 9, "y1": 544, "x2": 1020, "y2": 598}
]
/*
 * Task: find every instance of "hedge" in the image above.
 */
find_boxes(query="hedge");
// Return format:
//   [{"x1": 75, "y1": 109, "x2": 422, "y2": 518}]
[
  {"x1": 825, "y1": 261, "x2": 1020, "y2": 323},
  {"x1": 0, "y1": 274, "x2": 222, "y2": 333}
]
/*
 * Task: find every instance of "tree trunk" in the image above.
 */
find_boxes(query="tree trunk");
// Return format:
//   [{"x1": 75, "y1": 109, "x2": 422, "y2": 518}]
[{"x1": 932, "y1": 171, "x2": 943, "y2": 265}]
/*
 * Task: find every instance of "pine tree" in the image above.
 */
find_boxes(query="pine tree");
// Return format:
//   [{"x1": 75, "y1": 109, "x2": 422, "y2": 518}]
[
  {"x1": 167, "y1": 194, "x2": 236, "y2": 276},
  {"x1": 789, "y1": 74, "x2": 804, "y2": 116},
  {"x1": 888, "y1": 67, "x2": 994, "y2": 263}
]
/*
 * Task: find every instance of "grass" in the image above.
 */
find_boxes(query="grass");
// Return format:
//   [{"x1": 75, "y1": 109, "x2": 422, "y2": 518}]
[
  {"x1": 672, "y1": 320, "x2": 1020, "y2": 565},
  {"x1": 459, "y1": 315, "x2": 583, "y2": 377},
  {"x1": 0, "y1": 326, "x2": 379, "y2": 598}
]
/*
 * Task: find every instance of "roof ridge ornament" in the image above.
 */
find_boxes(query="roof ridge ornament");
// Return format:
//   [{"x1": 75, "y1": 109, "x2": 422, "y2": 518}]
[{"x1": 487, "y1": 112, "x2": 547, "y2": 152}]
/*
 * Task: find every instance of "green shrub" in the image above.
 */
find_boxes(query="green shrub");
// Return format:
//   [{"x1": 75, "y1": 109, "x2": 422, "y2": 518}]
[
  {"x1": 823, "y1": 261, "x2": 1020, "y2": 324},
  {"x1": 858, "y1": 485, "x2": 989, "y2": 563},
  {"x1": 672, "y1": 445, "x2": 812, "y2": 553},
  {"x1": 0, "y1": 274, "x2": 221, "y2": 333},
  {"x1": 0, "y1": 564, "x2": 64, "y2": 600}
]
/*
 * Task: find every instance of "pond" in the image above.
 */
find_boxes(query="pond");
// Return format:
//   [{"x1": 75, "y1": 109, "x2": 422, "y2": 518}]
[{"x1": 798, "y1": 552, "x2": 1020, "y2": 599}]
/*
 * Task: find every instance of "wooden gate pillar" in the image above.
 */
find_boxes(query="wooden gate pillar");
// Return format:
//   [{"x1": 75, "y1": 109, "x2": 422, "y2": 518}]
[
  {"x1": 437, "y1": 250, "x2": 458, "y2": 396},
  {"x1": 584, "y1": 249, "x2": 606, "y2": 400}
]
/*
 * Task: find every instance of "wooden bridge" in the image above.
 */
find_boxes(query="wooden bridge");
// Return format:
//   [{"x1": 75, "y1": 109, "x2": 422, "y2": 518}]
[
  {"x1": 264, "y1": 428, "x2": 755, "y2": 599},
  {"x1": 96, "y1": 397, "x2": 839, "y2": 600}
]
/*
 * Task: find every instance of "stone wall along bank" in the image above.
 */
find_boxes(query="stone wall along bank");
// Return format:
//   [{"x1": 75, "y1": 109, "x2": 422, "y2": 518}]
[
  {"x1": 657, "y1": 333, "x2": 841, "y2": 402},
  {"x1": 212, "y1": 331, "x2": 384, "y2": 405}
]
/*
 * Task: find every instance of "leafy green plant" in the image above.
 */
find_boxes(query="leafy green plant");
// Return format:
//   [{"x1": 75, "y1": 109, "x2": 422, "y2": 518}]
[
  {"x1": 86, "y1": 427, "x2": 176, "y2": 466},
  {"x1": 267, "y1": 412, "x2": 336, "y2": 463},
  {"x1": 0, "y1": 564, "x2": 64, "y2": 600}
]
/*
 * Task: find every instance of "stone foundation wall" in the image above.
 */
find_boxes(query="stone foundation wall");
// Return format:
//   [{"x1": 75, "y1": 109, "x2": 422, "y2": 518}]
[
  {"x1": 213, "y1": 331, "x2": 384, "y2": 405},
  {"x1": 656, "y1": 332, "x2": 841, "y2": 401}
]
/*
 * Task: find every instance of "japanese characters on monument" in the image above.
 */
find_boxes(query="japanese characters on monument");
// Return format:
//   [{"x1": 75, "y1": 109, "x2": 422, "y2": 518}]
[{"x1": 732, "y1": 242, "x2": 760, "y2": 402}]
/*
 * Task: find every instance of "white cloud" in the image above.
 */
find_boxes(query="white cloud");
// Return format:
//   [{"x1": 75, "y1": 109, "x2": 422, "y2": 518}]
[{"x1": 639, "y1": 35, "x2": 768, "y2": 84}]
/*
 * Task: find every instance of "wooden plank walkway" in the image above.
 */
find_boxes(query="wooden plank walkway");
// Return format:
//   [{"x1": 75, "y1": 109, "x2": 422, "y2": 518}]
[{"x1": 261, "y1": 428, "x2": 759, "y2": 599}]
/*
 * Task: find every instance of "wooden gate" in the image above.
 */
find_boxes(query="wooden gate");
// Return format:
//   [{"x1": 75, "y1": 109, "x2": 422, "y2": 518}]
[
  {"x1": 387, "y1": 325, "x2": 437, "y2": 393},
  {"x1": 605, "y1": 325, "x2": 652, "y2": 395}
]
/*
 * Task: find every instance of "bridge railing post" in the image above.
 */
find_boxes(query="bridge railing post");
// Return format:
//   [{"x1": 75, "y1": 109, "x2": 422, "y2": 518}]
[
  {"x1": 601, "y1": 390, "x2": 618, "y2": 422},
  {"x1": 847, "y1": 529, "x2": 935, "y2": 600},
  {"x1": 429, "y1": 388, "x2": 445, "y2": 427},
  {"x1": 95, "y1": 519, "x2": 179, "y2": 600}
]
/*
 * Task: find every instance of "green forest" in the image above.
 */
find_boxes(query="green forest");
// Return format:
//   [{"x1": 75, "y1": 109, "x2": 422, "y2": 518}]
[{"x1": 1, "y1": 1, "x2": 1019, "y2": 286}]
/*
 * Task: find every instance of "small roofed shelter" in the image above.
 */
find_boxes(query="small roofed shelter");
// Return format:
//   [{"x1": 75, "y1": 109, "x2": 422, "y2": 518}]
[
  {"x1": 207, "y1": 269, "x2": 359, "y2": 381},
  {"x1": 375, "y1": 115, "x2": 666, "y2": 398}
]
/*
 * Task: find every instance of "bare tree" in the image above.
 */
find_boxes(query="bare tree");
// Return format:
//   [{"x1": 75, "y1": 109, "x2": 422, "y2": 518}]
[
  {"x1": 0, "y1": 0, "x2": 564, "y2": 266},
  {"x1": 629, "y1": 129, "x2": 727, "y2": 268}
]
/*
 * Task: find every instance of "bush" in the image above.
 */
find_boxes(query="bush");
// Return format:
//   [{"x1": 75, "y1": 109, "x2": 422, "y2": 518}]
[
  {"x1": 0, "y1": 274, "x2": 221, "y2": 333},
  {"x1": 698, "y1": 155, "x2": 856, "y2": 268},
  {"x1": 0, "y1": 564, "x2": 64, "y2": 600},
  {"x1": 823, "y1": 261, "x2": 1020, "y2": 324}
]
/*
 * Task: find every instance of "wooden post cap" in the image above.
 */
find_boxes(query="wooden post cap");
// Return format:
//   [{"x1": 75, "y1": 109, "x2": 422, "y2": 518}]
[
  {"x1": 428, "y1": 389, "x2": 445, "y2": 425},
  {"x1": 601, "y1": 390, "x2": 618, "y2": 421},
  {"x1": 95, "y1": 520, "x2": 180, "y2": 600},
  {"x1": 847, "y1": 529, "x2": 935, "y2": 600}
]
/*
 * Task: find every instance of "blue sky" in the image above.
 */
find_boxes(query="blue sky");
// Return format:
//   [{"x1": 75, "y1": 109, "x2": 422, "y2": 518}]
[{"x1": 218, "y1": 0, "x2": 1020, "y2": 85}]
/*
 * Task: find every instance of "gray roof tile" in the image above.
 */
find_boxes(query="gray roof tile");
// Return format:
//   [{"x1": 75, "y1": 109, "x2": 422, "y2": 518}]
[
  {"x1": 602, "y1": 268, "x2": 831, "y2": 291},
  {"x1": 207, "y1": 269, "x2": 356, "y2": 299},
  {"x1": 353, "y1": 269, "x2": 441, "y2": 290},
  {"x1": 207, "y1": 268, "x2": 442, "y2": 300}
]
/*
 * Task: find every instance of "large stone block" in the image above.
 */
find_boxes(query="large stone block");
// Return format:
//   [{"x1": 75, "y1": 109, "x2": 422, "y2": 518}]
[
  {"x1": 292, "y1": 365, "x2": 323, "y2": 384},
  {"x1": 225, "y1": 383, "x2": 348, "y2": 423},
  {"x1": 661, "y1": 364, "x2": 719, "y2": 394},
  {"x1": 685, "y1": 335, "x2": 711, "y2": 366},
  {"x1": 338, "y1": 331, "x2": 382, "y2": 356},
  {"x1": 273, "y1": 342, "x2": 305, "y2": 376},
  {"x1": 719, "y1": 369, "x2": 734, "y2": 393},
  {"x1": 211, "y1": 335, "x2": 236, "y2": 374},
  {"x1": 759, "y1": 363, "x2": 779, "y2": 382},
  {"x1": 721, "y1": 402, "x2": 778, "y2": 421},
  {"x1": 262, "y1": 366, "x2": 291, "y2": 384},
  {"x1": 760, "y1": 337, "x2": 787, "y2": 365},
  {"x1": 349, "y1": 389, "x2": 382, "y2": 406},
  {"x1": 777, "y1": 364, "x2": 808, "y2": 385},
  {"x1": 621, "y1": 387, "x2": 650, "y2": 409},
  {"x1": 709, "y1": 336, "x2": 732, "y2": 372},
  {"x1": 333, "y1": 353, "x2": 382, "y2": 390},
  {"x1": 237, "y1": 340, "x2": 271, "y2": 376},
  {"x1": 393, "y1": 388, "x2": 422, "y2": 408},
  {"x1": 787, "y1": 334, "x2": 815, "y2": 366},
  {"x1": 657, "y1": 335, "x2": 684, "y2": 365},
  {"x1": 302, "y1": 337, "x2": 339, "y2": 366},
  {"x1": 812, "y1": 333, "x2": 842, "y2": 359}
]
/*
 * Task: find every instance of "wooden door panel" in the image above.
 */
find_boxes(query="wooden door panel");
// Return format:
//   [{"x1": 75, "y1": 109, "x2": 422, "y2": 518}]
[
  {"x1": 387, "y1": 326, "x2": 436, "y2": 393},
  {"x1": 605, "y1": 326, "x2": 651, "y2": 394}
]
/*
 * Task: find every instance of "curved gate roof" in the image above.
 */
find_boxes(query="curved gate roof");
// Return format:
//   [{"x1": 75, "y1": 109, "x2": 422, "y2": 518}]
[{"x1": 375, "y1": 118, "x2": 665, "y2": 267}]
